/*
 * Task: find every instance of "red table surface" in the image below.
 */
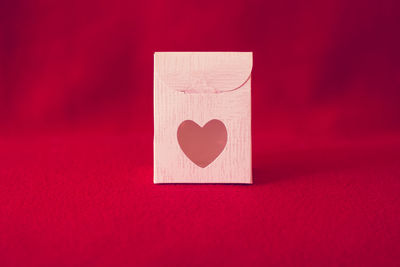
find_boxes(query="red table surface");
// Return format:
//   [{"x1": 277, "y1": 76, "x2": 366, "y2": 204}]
[{"x1": 1, "y1": 0, "x2": 400, "y2": 266}]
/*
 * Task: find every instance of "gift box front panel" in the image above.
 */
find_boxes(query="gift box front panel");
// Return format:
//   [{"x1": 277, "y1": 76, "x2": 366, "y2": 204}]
[{"x1": 154, "y1": 52, "x2": 252, "y2": 184}]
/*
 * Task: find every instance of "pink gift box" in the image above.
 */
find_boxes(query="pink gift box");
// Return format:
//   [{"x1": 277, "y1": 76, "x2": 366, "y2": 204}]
[{"x1": 154, "y1": 52, "x2": 253, "y2": 184}]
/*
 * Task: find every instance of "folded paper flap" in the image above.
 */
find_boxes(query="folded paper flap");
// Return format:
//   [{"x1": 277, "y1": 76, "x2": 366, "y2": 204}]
[{"x1": 154, "y1": 52, "x2": 252, "y2": 93}]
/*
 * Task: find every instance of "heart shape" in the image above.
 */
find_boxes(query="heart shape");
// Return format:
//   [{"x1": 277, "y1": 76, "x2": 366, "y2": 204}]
[{"x1": 177, "y1": 119, "x2": 228, "y2": 168}]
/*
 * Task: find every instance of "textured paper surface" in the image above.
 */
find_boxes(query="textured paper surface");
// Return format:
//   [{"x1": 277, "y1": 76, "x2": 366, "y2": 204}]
[{"x1": 154, "y1": 52, "x2": 253, "y2": 183}]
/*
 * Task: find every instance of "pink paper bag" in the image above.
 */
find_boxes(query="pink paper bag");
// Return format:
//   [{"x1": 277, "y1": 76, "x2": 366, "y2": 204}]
[{"x1": 154, "y1": 52, "x2": 252, "y2": 184}]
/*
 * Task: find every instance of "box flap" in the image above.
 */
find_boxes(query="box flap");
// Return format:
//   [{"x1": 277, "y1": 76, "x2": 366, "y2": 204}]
[{"x1": 154, "y1": 52, "x2": 252, "y2": 94}]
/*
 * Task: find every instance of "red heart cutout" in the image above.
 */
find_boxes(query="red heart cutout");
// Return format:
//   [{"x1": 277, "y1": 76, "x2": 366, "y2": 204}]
[{"x1": 177, "y1": 119, "x2": 228, "y2": 168}]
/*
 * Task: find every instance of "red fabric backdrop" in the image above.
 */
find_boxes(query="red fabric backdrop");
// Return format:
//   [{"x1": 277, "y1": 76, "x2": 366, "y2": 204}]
[{"x1": 1, "y1": 0, "x2": 400, "y2": 266}]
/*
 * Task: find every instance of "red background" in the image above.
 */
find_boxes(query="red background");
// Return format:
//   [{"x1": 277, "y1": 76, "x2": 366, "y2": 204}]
[{"x1": 1, "y1": 0, "x2": 400, "y2": 266}]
